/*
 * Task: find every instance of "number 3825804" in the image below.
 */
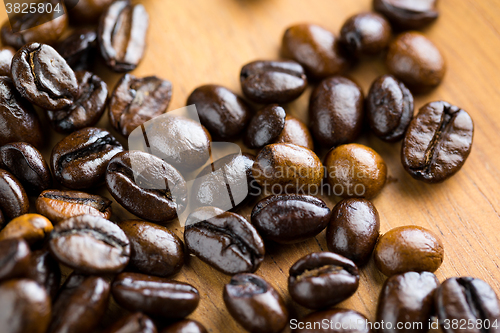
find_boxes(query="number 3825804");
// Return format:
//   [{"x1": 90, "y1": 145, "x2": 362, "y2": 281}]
[{"x1": 5, "y1": 2, "x2": 63, "y2": 14}]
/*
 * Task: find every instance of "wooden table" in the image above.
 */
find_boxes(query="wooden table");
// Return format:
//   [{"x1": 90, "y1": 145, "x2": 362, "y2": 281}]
[{"x1": 3, "y1": 0, "x2": 500, "y2": 332}]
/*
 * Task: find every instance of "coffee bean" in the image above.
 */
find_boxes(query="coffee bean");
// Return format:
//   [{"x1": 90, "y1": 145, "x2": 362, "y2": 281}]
[
  {"x1": 294, "y1": 308, "x2": 371, "y2": 333},
  {"x1": 0, "y1": 169, "x2": 29, "y2": 223},
  {"x1": 374, "y1": 226, "x2": 444, "y2": 276},
  {"x1": 103, "y1": 312, "x2": 157, "y2": 333},
  {"x1": 106, "y1": 151, "x2": 188, "y2": 223},
  {"x1": 68, "y1": 0, "x2": 114, "y2": 23},
  {"x1": 109, "y1": 74, "x2": 172, "y2": 137},
  {"x1": 161, "y1": 320, "x2": 207, "y2": 333},
  {"x1": 240, "y1": 60, "x2": 307, "y2": 103},
  {"x1": 275, "y1": 115, "x2": 314, "y2": 150},
  {"x1": 49, "y1": 214, "x2": 130, "y2": 274},
  {"x1": 184, "y1": 206, "x2": 265, "y2": 275},
  {"x1": 251, "y1": 194, "x2": 330, "y2": 244},
  {"x1": 0, "y1": 238, "x2": 30, "y2": 283},
  {"x1": 0, "y1": 214, "x2": 53, "y2": 245},
  {"x1": 244, "y1": 104, "x2": 286, "y2": 149},
  {"x1": 187, "y1": 84, "x2": 252, "y2": 140},
  {"x1": 402, "y1": 101, "x2": 474, "y2": 183},
  {"x1": 98, "y1": 0, "x2": 149, "y2": 72},
  {"x1": 56, "y1": 29, "x2": 98, "y2": 71},
  {"x1": 36, "y1": 189, "x2": 112, "y2": 224},
  {"x1": 112, "y1": 272, "x2": 200, "y2": 319},
  {"x1": 0, "y1": 46, "x2": 15, "y2": 76},
  {"x1": 373, "y1": 0, "x2": 439, "y2": 30},
  {"x1": 326, "y1": 198, "x2": 380, "y2": 266},
  {"x1": 51, "y1": 127, "x2": 123, "y2": 189},
  {"x1": 25, "y1": 250, "x2": 61, "y2": 300},
  {"x1": 377, "y1": 272, "x2": 439, "y2": 333},
  {"x1": 288, "y1": 252, "x2": 359, "y2": 309},
  {"x1": 11, "y1": 43, "x2": 79, "y2": 110}
]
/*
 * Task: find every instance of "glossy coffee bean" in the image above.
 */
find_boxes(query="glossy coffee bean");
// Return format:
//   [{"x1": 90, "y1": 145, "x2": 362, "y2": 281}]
[
  {"x1": 386, "y1": 32, "x2": 445, "y2": 93},
  {"x1": 25, "y1": 250, "x2": 61, "y2": 300},
  {"x1": 0, "y1": 214, "x2": 53, "y2": 245},
  {"x1": 11, "y1": 43, "x2": 79, "y2": 110},
  {"x1": 51, "y1": 127, "x2": 123, "y2": 189},
  {"x1": 112, "y1": 272, "x2": 200, "y2": 319},
  {"x1": 367, "y1": 75, "x2": 414, "y2": 142},
  {"x1": 374, "y1": 226, "x2": 444, "y2": 276},
  {"x1": 223, "y1": 273, "x2": 288, "y2": 333},
  {"x1": 184, "y1": 206, "x2": 265, "y2": 275},
  {"x1": 0, "y1": 46, "x2": 15, "y2": 76},
  {"x1": 0, "y1": 238, "x2": 30, "y2": 282},
  {"x1": 161, "y1": 320, "x2": 207, "y2": 333},
  {"x1": 109, "y1": 74, "x2": 172, "y2": 137},
  {"x1": 56, "y1": 29, "x2": 98, "y2": 71},
  {"x1": 244, "y1": 104, "x2": 286, "y2": 149},
  {"x1": 309, "y1": 76, "x2": 364, "y2": 147},
  {"x1": 0, "y1": 279, "x2": 51, "y2": 333},
  {"x1": 288, "y1": 252, "x2": 359, "y2": 309},
  {"x1": 295, "y1": 308, "x2": 371, "y2": 333},
  {"x1": 373, "y1": 0, "x2": 439, "y2": 30},
  {"x1": 0, "y1": 169, "x2": 29, "y2": 223},
  {"x1": 0, "y1": 142, "x2": 52, "y2": 194},
  {"x1": 47, "y1": 71, "x2": 108, "y2": 133},
  {"x1": 103, "y1": 312, "x2": 157, "y2": 333},
  {"x1": 324, "y1": 144, "x2": 387, "y2": 199},
  {"x1": 187, "y1": 84, "x2": 252, "y2": 140},
  {"x1": 48, "y1": 273, "x2": 110, "y2": 333},
  {"x1": 402, "y1": 101, "x2": 474, "y2": 183},
  {"x1": 98, "y1": 0, "x2": 149, "y2": 72},
  {"x1": 36, "y1": 189, "x2": 112, "y2": 224},
  {"x1": 377, "y1": 272, "x2": 439, "y2": 333},
  {"x1": 340, "y1": 12, "x2": 392, "y2": 57},
  {"x1": 275, "y1": 115, "x2": 314, "y2": 150},
  {"x1": 106, "y1": 151, "x2": 188, "y2": 223},
  {"x1": 240, "y1": 60, "x2": 307, "y2": 103},
  {"x1": 251, "y1": 195, "x2": 330, "y2": 244},
  {"x1": 49, "y1": 215, "x2": 130, "y2": 274},
  {"x1": 252, "y1": 143, "x2": 324, "y2": 194},
  {"x1": 281, "y1": 23, "x2": 350, "y2": 79}
]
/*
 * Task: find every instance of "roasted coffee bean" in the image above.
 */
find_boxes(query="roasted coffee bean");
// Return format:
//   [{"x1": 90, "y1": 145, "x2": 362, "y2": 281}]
[
  {"x1": 51, "y1": 127, "x2": 123, "y2": 189},
  {"x1": 36, "y1": 189, "x2": 112, "y2": 224},
  {"x1": 0, "y1": 77, "x2": 44, "y2": 148},
  {"x1": 288, "y1": 252, "x2": 359, "y2": 309},
  {"x1": 56, "y1": 29, "x2": 98, "y2": 71},
  {"x1": 106, "y1": 151, "x2": 188, "y2": 223},
  {"x1": 377, "y1": 272, "x2": 439, "y2": 333},
  {"x1": 161, "y1": 320, "x2": 207, "y2": 333},
  {"x1": 109, "y1": 74, "x2": 172, "y2": 137},
  {"x1": 281, "y1": 23, "x2": 350, "y2": 79},
  {"x1": 251, "y1": 195, "x2": 330, "y2": 244},
  {"x1": 187, "y1": 84, "x2": 252, "y2": 140},
  {"x1": 0, "y1": 142, "x2": 52, "y2": 194},
  {"x1": 340, "y1": 12, "x2": 392, "y2": 57},
  {"x1": 309, "y1": 76, "x2": 364, "y2": 147},
  {"x1": 48, "y1": 214, "x2": 130, "y2": 274},
  {"x1": 275, "y1": 115, "x2": 314, "y2": 150},
  {"x1": 0, "y1": 46, "x2": 15, "y2": 76},
  {"x1": 326, "y1": 198, "x2": 380, "y2": 266},
  {"x1": 324, "y1": 143, "x2": 387, "y2": 199},
  {"x1": 373, "y1": 0, "x2": 439, "y2": 30},
  {"x1": 244, "y1": 104, "x2": 286, "y2": 149},
  {"x1": 0, "y1": 238, "x2": 30, "y2": 282},
  {"x1": 0, "y1": 214, "x2": 53, "y2": 245},
  {"x1": 48, "y1": 273, "x2": 110, "y2": 333},
  {"x1": 11, "y1": 43, "x2": 79, "y2": 110},
  {"x1": 435, "y1": 277, "x2": 500, "y2": 333},
  {"x1": 0, "y1": 279, "x2": 51, "y2": 333},
  {"x1": 47, "y1": 71, "x2": 108, "y2": 133},
  {"x1": 98, "y1": 0, "x2": 149, "y2": 72},
  {"x1": 104, "y1": 312, "x2": 157, "y2": 333},
  {"x1": 386, "y1": 32, "x2": 445, "y2": 93},
  {"x1": 224, "y1": 273, "x2": 288, "y2": 333},
  {"x1": 25, "y1": 250, "x2": 61, "y2": 300},
  {"x1": 0, "y1": 169, "x2": 29, "y2": 223},
  {"x1": 184, "y1": 206, "x2": 265, "y2": 275},
  {"x1": 112, "y1": 272, "x2": 200, "y2": 319},
  {"x1": 240, "y1": 60, "x2": 307, "y2": 104},
  {"x1": 374, "y1": 226, "x2": 444, "y2": 276},
  {"x1": 402, "y1": 101, "x2": 474, "y2": 183},
  {"x1": 69, "y1": 0, "x2": 114, "y2": 23},
  {"x1": 295, "y1": 308, "x2": 371, "y2": 333},
  {"x1": 252, "y1": 143, "x2": 323, "y2": 194}
]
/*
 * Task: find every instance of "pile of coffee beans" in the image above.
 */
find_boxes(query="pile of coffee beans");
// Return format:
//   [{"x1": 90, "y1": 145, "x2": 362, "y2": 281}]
[{"x1": 0, "y1": 0, "x2": 492, "y2": 332}]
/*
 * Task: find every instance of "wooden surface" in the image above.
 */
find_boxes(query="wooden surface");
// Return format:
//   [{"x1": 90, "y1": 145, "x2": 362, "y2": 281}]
[{"x1": 3, "y1": 0, "x2": 500, "y2": 332}]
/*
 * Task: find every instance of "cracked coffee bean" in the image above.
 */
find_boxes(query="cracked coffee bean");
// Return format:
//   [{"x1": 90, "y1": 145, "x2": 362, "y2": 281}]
[
  {"x1": 295, "y1": 308, "x2": 371, "y2": 333},
  {"x1": 373, "y1": 0, "x2": 439, "y2": 30},
  {"x1": 0, "y1": 169, "x2": 29, "y2": 225},
  {"x1": 244, "y1": 104, "x2": 286, "y2": 149},
  {"x1": 25, "y1": 249, "x2": 61, "y2": 300},
  {"x1": 161, "y1": 320, "x2": 207, "y2": 333},
  {"x1": 56, "y1": 29, "x2": 98, "y2": 71},
  {"x1": 0, "y1": 238, "x2": 30, "y2": 283},
  {"x1": 103, "y1": 312, "x2": 157, "y2": 333},
  {"x1": 0, "y1": 46, "x2": 15, "y2": 76}
]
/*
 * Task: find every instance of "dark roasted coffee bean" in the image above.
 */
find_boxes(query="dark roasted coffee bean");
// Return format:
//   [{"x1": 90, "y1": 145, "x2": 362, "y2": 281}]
[
  {"x1": 224, "y1": 273, "x2": 288, "y2": 333},
  {"x1": 51, "y1": 127, "x2": 123, "y2": 189},
  {"x1": 36, "y1": 189, "x2": 112, "y2": 224},
  {"x1": 402, "y1": 101, "x2": 474, "y2": 183},
  {"x1": 0, "y1": 214, "x2": 53, "y2": 245},
  {"x1": 0, "y1": 238, "x2": 30, "y2": 283},
  {"x1": 56, "y1": 29, "x2": 98, "y2": 71},
  {"x1": 275, "y1": 115, "x2": 314, "y2": 150},
  {"x1": 244, "y1": 104, "x2": 286, "y2": 149},
  {"x1": 11, "y1": 43, "x2": 79, "y2": 110},
  {"x1": 377, "y1": 272, "x2": 439, "y2": 333},
  {"x1": 161, "y1": 320, "x2": 207, "y2": 333},
  {"x1": 326, "y1": 198, "x2": 380, "y2": 266},
  {"x1": 240, "y1": 60, "x2": 307, "y2": 104},
  {"x1": 69, "y1": 0, "x2": 114, "y2": 23},
  {"x1": 98, "y1": 0, "x2": 149, "y2": 72},
  {"x1": 294, "y1": 308, "x2": 371, "y2": 333},
  {"x1": 187, "y1": 84, "x2": 252, "y2": 140},
  {"x1": 0, "y1": 46, "x2": 15, "y2": 76},
  {"x1": 374, "y1": 226, "x2": 444, "y2": 276},
  {"x1": 25, "y1": 250, "x2": 61, "y2": 300},
  {"x1": 0, "y1": 169, "x2": 29, "y2": 222},
  {"x1": 48, "y1": 214, "x2": 130, "y2": 274},
  {"x1": 252, "y1": 195, "x2": 330, "y2": 244},
  {"x1": 288, "y1": 252, "x2": 359, "y2": 309},
  {"x1": 104, "y1": 312, "x2": 157, "y2": 333},
  {"x1": 112, "y1": 272, "x2": 200, "y2": 319},
  {"x1": 374, "y1": 0, "x2": 439, "y2": 30},
  {"x1": 106, "y1": 151, "x2": 188, "y2": 223},
  {"x1": 48, "y1": 273, "x2": 110, "y2": 333},
  {"x1": 184, "y1": 206, "x2": 265, "y2": 275},
  {"x1": 109, "y1": 74, "x2": 172, "y2": 137},
  {"x1": 47, "y1": 71, "x2": 108, "y2": 133}
]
